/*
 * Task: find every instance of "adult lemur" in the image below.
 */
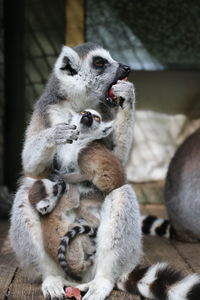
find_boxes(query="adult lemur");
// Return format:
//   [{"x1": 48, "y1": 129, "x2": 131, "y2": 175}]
[
  {"x1": 10, "y1": 43, "x2": 200, "y2": 300},
  {"x1": 142, "y1": 128, "x2": 200, "y2": 243}
]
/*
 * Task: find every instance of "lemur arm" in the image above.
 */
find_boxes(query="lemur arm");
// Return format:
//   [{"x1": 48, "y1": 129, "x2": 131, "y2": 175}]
[
  {"x1": 111, "y1": 80, "x2": 135, "y2": 166},
  {"x1": 77, "y1": 184, "x2": 142, "y2": 299},
  {"x1": 62, "y1": 172, "x2": 89, "y2": 184},
  {"x1": 22, "y1": 112, "x2": 78, "y2": 177}
]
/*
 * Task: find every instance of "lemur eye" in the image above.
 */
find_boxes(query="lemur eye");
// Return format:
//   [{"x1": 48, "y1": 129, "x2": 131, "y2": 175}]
[
  {"x1": 94, "y1": 115, "x2": 101, "y2": 122},
  {"x1": 80, "y1": 111, "x2": 86, "y2": 115},
  {"x1": 93, "y1": 56, "x2": 107, "y2": 68}
]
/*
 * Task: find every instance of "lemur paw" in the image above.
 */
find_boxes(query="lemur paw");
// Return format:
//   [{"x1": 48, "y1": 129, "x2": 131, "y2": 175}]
[
  {"x1": 42, "y1": 276, "x2": 75, "y2": 300},
  {"x1": 47, "y1": 123, "x2": 80, "y2": 146},
  {"x1": 42, "y1": 276, "x2": 67, "y2": 300},
  {"x1": 112, "y1": 80, "x2": 135, "y2": 109},
  {"x1": 77, "y1": 278, "x2": 113, "y2": 300}
]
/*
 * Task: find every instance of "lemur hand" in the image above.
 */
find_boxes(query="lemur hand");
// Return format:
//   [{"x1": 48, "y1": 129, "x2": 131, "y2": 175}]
[
  {"x1": 46, "y1": 123, "x2": 79, "y2": 147},
  {"x1": 112, "y1": 80, "x2": 135, "y2": 109}
]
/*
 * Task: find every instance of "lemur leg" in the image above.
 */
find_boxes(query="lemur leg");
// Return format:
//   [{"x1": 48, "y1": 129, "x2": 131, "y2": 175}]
[
  {"x1": 10, "y1": 179, "x2": 75, "y2": 300},
  {"x1": 62, "y1": 172, "x2": 89, "y2": 184},
  {"x1": 77, "y1": 184, "x2": 142, "y2": 300},
  {"x1": 111, "y1": 80, "x2": 135, "y2": 166}
]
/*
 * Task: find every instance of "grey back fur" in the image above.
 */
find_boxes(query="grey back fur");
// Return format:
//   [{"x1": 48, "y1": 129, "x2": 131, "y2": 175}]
[{"x1": 165, "y1": 128, "x2": 200, "y2": 242}]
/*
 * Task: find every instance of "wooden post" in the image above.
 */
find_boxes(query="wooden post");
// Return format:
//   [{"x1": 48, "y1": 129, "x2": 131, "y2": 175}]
[
  {"x1": 4, "y1": 0, "x2": 26, "y2": 191},
  {"x1": 65, "y1": 0, "x2": 85, "y2": 46}
]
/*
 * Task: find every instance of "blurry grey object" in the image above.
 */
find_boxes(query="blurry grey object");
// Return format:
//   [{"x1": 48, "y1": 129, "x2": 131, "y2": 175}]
[
  {"x1": 165, "y1": 127, "x2": 200, "y2": 242},
  {"x1": 127, "y1": 111, "x2": 200, "y2": 182},
  {"x1": 0, "y1": 186, "x2": 13, "y2": 218}
]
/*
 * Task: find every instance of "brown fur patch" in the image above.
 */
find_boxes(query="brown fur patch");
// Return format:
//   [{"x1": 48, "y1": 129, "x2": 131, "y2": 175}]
[
  {"x1": 28, "y1": 180, "x2": 47, "y2": 207},
  {"x1": 79, "y1": 141, "x2": 126, "y2": 193}
]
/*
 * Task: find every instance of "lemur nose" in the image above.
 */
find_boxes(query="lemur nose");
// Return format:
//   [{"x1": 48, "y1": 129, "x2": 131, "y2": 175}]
[
  {"x1": 122, "y1": 65, "x2": 130, "y2": 74},
  {"x1": 81, "y1": 112, "x2": 93, "y2": 127}
]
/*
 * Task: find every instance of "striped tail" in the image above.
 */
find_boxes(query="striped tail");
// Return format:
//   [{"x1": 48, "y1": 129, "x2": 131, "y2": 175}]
[
  {"x1": 117, "y1": 263, "x2": 200, "y2": 300},
  {"x1": 141, "y1": 215, "x2": 176, "y2": 239},
  {"x1": 58, "y1": 225, "x2": 97, "y2": 280}
]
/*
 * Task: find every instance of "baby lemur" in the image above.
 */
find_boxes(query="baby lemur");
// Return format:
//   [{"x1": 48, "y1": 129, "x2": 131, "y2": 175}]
[{"x1": 28, "y1": 109, "x2": 125, "y2": 280}]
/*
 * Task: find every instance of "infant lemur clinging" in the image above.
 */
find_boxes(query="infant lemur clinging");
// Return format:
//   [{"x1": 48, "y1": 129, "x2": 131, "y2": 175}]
[{"x1": 28, "y1": 109, "x2": 125, "y2": 280}]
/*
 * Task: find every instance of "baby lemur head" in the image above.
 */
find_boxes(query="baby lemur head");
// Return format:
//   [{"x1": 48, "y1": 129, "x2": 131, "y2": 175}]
[
  {"x1": 53, "y1": 42, "x2": 130, "y2": 110},
  {"x1": 72, "y1": 109, "x2": 113, "y2": 141}
]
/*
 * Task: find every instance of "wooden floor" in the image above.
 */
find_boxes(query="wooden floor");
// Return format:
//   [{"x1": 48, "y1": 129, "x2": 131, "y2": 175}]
[{"x1": 1, "y1": 205, "x2": 200, "y2": 300}]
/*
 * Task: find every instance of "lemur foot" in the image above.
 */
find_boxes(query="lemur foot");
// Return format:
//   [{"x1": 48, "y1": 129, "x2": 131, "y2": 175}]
[
  {"x1": 77, "y1": 278, "x2": 113, "y2": 300},
  {"x1": 42, "y1": 276, "x2": 74, "y2": 300}
]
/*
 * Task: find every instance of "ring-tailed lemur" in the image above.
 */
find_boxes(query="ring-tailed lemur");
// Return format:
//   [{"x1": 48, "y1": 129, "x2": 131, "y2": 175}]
[
  {"x1": 28, "y1": 109, "x2": 125, "y2": 281},
  {"x1": 141, "y1": 127, "x2": 200, "y2": 243},
  {"x1": 10, "y1": 43, "x2": 142, "y2": 300},
  {"x1": 9, "y1": 43, "x2": 200, "y2": 300}
]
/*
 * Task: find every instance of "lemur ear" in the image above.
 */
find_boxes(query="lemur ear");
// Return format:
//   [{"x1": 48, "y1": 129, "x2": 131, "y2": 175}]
[
  {"x1": 101, "y1": 121, "x2": 114, "y2": 137},
  {"x1": 54, "y1": 46, "x2": 81, "y2": 77}
]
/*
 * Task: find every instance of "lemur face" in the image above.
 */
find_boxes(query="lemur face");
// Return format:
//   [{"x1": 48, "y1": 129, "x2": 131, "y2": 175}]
[
  {"x1": 54, "y1": 43, "x2": 130, "y2": 109},
  {"x1": 72, "y1": 109, "x2": 113, "y2": 139}
]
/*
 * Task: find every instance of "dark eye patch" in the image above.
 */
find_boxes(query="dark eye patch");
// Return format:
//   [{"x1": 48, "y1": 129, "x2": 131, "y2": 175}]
[{"x1": 93, "y1": 56, "x2": 108, "y2": 69}]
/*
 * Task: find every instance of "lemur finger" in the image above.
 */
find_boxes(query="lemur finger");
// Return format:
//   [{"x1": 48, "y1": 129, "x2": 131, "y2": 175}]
[
  {"x1": 112, "y1": 80, "x2": 134, "y2": 94},
  {"x1": 56, "y1": 123, "x2": 77, "y2": 130},
  {"x1": 55, "y1": 127, "x2": 79, "y2": 134},
  {"x1": 54, "y1": 131, "x2": 79, "y2": 144},
  {"x1": 57, "y1": 129, "x2": 80, "y2": 137},
  {"x1": 54, "y1": 139, "x2": 73, "y2": 145},
  {"x1": 76, "y1": 282, "x2": 91, "y2": 292},
  {"x1": 112, "y1": 81, "x2": 135, "y2": 108}
]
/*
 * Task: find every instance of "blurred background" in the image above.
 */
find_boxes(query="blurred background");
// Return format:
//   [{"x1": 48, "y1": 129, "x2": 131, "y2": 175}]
[{"x1": 0, "y1": 0, "x2": 200, "y2": 204}]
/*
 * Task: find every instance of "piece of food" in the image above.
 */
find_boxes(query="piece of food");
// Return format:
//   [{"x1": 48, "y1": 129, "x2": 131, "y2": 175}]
[{"x1": 65, "y1": 287, "x2": 82, "y2": 300}]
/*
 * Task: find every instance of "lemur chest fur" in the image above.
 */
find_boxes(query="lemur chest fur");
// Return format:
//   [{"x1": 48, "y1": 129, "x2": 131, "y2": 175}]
[{"x1": 56, "y1": 142, "x2": 80, "y2": 173}]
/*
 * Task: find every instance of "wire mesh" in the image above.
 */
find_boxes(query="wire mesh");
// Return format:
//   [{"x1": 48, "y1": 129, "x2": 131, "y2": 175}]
[{"x1": 25, "y1": 0, "x2": 66, "y2": 114}]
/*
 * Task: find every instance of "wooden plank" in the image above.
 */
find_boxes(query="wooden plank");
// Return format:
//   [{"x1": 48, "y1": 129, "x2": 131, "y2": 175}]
[
  {"x1": 143, "y1": 205, "x2": 192, "y2": 274},
  {"x1": 0, "y1": 235, "x2": 18, "y2": 300},
  {"x1": 8, "y1": 277, "x2": 138, "y2": 300},
  {"x1": 66, "y1": 0, "x2": 85, "y2": 46},
  {"x1": 109, "y1": 290, "x2": 139, "y2": 300},
  {"x1": 0, "y1": 220, "x2": 9, "y2": 250},
  {"x1": 143, "y1": 236, "x2": 190, "y2": 274},
  {"x1": 172, "y1": 241, "x2": 200, "y2": 274},
  {"x1": 143, "y1": 204, "x2": 200, "y2": 274},
  {"x1": 145, "y1": 203, "x2": 168, "y2": 218},
  {"x1": 132, "y1": 181, "x2": 164, "y2": 204},
  {"x1": 7, "y1": 269, "x2": 43, "y2": 300}
]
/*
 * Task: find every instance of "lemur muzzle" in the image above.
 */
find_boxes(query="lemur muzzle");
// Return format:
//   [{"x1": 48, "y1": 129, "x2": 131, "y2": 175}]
[{"x1": 80, "y1": 112, "x2": 93, "y2": 127}]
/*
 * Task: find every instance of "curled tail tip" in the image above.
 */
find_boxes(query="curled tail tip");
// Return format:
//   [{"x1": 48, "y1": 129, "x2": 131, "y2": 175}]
[
  {"x1": 141, "y1": 215, "x2": 175, "y2": 239},
  {"x1": 117, "y1": 263, "x2": 200, "y2": 300},
  {"x1": 58, "y1": 224, "x2": 97, "y2": 278}
]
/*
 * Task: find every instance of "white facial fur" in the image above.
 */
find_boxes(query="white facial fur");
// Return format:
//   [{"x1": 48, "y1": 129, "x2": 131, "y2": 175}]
[{"x1": 53, "y1": 46, "x2": 120, "y2": 110}]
